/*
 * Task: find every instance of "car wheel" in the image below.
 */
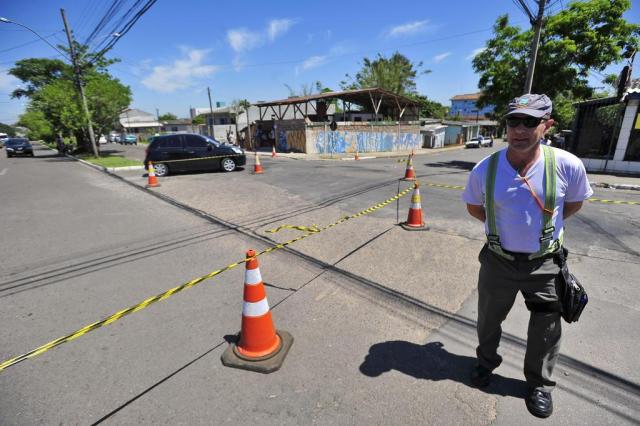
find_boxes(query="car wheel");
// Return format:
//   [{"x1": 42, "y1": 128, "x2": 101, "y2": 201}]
[
  {"x1": 221, "y1": 157, "x2": 236, "y2": 172},
  {"x1": 153, "y1": 163, "x2": 169, "y2": 177}
]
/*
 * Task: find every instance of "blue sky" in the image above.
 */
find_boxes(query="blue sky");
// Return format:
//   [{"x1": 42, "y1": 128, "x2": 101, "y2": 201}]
[{"x1": 0, "y1": 0, "x2": 637, "y2": 124}]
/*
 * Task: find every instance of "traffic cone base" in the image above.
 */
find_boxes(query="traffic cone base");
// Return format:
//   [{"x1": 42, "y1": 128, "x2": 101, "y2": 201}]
[
  {"x1": 271, "y1": 146, "x2": 277, "y2": 158},
  {"x1": 146, "y1": 162, "x2": 160, "y2": 188},
  {"x1": 221, "y1": 249, "x2": 293, "y2": 374},
  {"x1": 222, "y1": 330, "x2": 294, "y2": 373}
]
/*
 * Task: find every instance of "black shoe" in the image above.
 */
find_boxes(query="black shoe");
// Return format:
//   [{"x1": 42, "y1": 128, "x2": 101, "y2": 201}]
[
  {"x1": 525, "y1": 388, "x2": 553, "y2": 418},
  {"x1": 470, "y1": 365, "x2": 493, "y2": 387}
]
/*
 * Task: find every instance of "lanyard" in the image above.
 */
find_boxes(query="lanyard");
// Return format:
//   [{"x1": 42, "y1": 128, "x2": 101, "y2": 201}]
[{"x1": 519, "y1": 174, "x2": 554, "y2": 216}]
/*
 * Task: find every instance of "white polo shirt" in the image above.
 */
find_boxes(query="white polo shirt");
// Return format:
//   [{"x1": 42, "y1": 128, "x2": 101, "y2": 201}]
[{"x1": 462, "y1": 147, "x2": 593, "y2": 253}]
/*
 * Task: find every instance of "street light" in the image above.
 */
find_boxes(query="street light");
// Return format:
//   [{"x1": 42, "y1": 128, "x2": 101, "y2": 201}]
[{"x1": 0, "y1": 17, "x2": 70, "y2": 61}]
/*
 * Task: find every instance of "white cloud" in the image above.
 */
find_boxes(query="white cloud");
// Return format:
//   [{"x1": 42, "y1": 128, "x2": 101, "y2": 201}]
[
  {"x1": 386, "y1": 20, "x2": 430, "y2": 38},
  {"x1": 227, "y1": 28, "x2": 262, "y2": 52},
  {"x1": 268, "y1": 19, "x2": 294, "y2": 41},
  {"x1": 302, "y1": 55, "x2": 327, "y2": 70},
  {"x1": 142, "y1": 48, "x2": 219, "y2": 93},
  {"x1": 0, "y1": 69, "x2": 20, "y2": 92},
  {"x1": 433, "y1": 52, "x2": 452, "y2": 63},
  {"x1": 466, "y1": 47, "x2": 487, "y2": 60}
]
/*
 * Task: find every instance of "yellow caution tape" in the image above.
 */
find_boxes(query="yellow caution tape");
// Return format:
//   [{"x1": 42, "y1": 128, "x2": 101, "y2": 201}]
[
  {"x1": 266, "y1": 224, "x2": 320, "y2": 234},
  {"x1": 587, "y1": 198, "x2": 640, "y2": 206},
  {"x1": 151, "y1": 153, "x2": 245, "y2": 165},
  {"x1": 0, "y1": 183, "x2": 415, "y2": 372}
]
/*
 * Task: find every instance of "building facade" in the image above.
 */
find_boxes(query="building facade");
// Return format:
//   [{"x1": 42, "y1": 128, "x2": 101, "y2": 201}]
[{"x1": 449, "y1": 93, "x2": 495, "y2": 120}]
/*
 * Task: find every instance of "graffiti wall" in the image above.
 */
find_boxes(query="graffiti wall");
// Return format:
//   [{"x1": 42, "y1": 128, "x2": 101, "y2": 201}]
[{"x1": 309, "y1": 129, "x2": 420, "y2": 154}]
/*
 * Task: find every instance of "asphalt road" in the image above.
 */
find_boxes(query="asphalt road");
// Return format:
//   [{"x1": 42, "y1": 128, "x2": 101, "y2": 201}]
[{"x1": 1, "y1": 142, "x2": 638, "y2": 424}]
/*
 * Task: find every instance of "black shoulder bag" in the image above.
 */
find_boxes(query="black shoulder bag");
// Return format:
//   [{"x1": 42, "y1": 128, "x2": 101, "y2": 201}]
[{"x1": 555, "y1": 247, "x2": 588, "y2": 323}]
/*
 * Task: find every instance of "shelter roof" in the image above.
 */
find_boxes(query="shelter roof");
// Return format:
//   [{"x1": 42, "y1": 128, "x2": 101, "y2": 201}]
[{"x1": 253, "y1": 87, "x2": 421, "y2": 109}]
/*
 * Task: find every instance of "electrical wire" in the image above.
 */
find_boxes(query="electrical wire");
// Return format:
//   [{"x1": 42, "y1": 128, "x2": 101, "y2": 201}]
[{"x1": 0, "y1": 31, "x2": 64, "y2": 54}]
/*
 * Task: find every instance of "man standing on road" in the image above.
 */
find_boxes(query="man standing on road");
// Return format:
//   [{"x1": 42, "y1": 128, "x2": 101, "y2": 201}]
[{"x1": 462, "y1": 94, "x2": 593, "y2": 418}]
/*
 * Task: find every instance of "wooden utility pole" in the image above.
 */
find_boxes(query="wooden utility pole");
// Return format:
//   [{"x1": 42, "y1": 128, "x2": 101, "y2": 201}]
[
  {"x1": 518, "y1": 0, "x2": 547, "y2": 94},
  {"x1": 61, "y1": 8, "x2": 99, "y2": 157}
]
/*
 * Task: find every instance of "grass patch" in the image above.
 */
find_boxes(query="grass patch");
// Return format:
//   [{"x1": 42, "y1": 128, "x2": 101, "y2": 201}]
[{"x1": 77, "y1": 154, "x2": 142, "y2": 168}]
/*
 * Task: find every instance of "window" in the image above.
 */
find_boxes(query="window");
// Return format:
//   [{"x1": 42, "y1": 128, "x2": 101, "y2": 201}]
[
  {"x1": 184, "y1": 135, "x2": 208, "y2": 148},
  {"x1": 157, "y1": 136, "x2": 182, "y2": 148}
]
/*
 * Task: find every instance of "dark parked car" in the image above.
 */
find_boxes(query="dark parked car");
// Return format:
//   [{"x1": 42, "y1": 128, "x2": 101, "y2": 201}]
[
  {"x1": 144, "y1": 133, "x2": 246, "y2": 176},
  {"x1": 5, "y1": 138, "x2": 34, "y2": 157}
]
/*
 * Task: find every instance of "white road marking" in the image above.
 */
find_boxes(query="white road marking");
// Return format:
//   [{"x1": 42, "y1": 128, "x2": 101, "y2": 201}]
[{"x1": 0, "y1": 168, "x2": 7, "y2": 176}]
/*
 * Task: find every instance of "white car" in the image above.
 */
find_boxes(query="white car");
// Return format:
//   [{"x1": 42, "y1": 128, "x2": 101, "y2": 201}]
[
  {"x1": 0, "y1": 132, "x2": 8, "y2": 148},
  {"x1": 465, "y1": 136, "x2": 493, "y2": 148}
]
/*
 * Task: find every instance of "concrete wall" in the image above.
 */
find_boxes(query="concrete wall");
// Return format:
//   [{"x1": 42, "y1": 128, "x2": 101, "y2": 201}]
[{"x1": 305, "y1": 123, "x2": 420, "y2": 154}]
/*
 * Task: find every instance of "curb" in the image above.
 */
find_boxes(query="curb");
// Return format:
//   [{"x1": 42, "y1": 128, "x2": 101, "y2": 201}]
[{"x1": 592, "y1": 182, "x2": 640, "y2": 191}]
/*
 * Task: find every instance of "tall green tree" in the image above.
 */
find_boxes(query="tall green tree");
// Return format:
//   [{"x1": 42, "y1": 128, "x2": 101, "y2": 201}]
[
  {"x1": 158, "y1": 113, "x2": 178, "y2": 121},
  {"x1": 0, "y1": 123, "x2": 16, "y2": 137},
  {"x1": 341, "y1": 52, "x2": 430, "y2": 95},
  {"x1": 17, "y1": 109, "x2": 54, "y2": 141},
  {"x1": 473, "y1": 0, "x2": 639, "y2": 117},
  {"x1": 9, "y1": 58, "x2": 71, "y2": 99}
]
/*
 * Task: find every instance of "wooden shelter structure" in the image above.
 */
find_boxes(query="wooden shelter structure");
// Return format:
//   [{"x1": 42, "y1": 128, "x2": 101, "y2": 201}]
[{"x1": 253, "y1": 87, "x2": 421, "y2": 122}]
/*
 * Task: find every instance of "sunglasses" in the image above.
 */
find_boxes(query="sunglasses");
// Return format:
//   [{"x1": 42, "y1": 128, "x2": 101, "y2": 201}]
[{"x1": 505, "y1": 116, "x2": 544, "y2": 128}]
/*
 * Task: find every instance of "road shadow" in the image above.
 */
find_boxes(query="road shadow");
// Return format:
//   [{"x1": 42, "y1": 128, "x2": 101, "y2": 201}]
[
  {"x1": 360, "y1": 341, "x2": 527, "y2": 398},
  {"x1": 423, "y1": 160, "x2": 476, "y2": 171}
]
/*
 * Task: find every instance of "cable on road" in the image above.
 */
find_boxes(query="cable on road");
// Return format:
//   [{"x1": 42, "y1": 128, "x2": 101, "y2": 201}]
[{"x1": 0, "y1": 182, "x2": 415, "y2": 372}]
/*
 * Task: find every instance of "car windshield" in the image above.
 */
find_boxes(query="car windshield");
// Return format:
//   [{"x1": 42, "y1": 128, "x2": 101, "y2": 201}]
[
  {"x1": 202, "y1": 136, "x2": 220, "y2": 147},
  {"x1": 6, "y1": 139, "x2": 27, "y2": 145}
]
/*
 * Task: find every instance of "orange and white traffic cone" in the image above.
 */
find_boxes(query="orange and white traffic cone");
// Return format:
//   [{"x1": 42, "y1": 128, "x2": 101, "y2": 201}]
[
  {"x1": 401, "y1": 152, "x2": 416, "y2": 181},
  {"x1": 253, "y1": 151, "x2": 264, "y2": 174},
  {"x1": 400, "y1": 182, "x2": 428, "y2": 231},
  {"x1": 271, "y1": 145, "x2": 277, "y2": 158},
  {"x1": 355, "y1": 148, "x2": 360, "y2": 160},
  {"x1": 221, "y1": 249, "x2": 293, "y2": 373},
  {"x1": 146, "y1": 161, "x2": 160, "y2": 188}
]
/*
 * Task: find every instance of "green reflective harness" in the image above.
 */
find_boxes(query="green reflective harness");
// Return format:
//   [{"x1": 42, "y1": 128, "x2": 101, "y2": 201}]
[{"x1": 485, "y1": 145, "x2": 562, "y2": 261}]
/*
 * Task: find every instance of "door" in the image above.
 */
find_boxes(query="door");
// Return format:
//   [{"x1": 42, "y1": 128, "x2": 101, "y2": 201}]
[
  {"x1": 155, "y1": 135, "x2": 188, "y2": 171},
  {"x1": 182, "y1": 134, "x2": 216, "y2": 171}
]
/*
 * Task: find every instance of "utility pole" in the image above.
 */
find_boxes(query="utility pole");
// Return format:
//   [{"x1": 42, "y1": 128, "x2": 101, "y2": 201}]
[
  {"x1": 61, "y1": 9, "x2": 99, "y2": 157},
  {"x1": 207, "y1": 86, "x2": 214, "y2": 137},
  {"x1": 517, "y1": 0, "x2": 547, "y2": 94},
  {"x1": 156, "y1": 108, "x2": 160, "y2": 120}
]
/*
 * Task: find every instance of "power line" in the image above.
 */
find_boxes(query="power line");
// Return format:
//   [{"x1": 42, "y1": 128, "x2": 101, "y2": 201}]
[
  {"x1": 89, "y1": 0, "x2": 157, "y2": 60},
  {"x1": 0, "y1": 31, "x2": 64, "y2": 54}
]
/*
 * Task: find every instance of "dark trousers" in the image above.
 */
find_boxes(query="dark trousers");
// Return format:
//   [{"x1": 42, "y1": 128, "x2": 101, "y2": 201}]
[{"x1": 476, "y1": 245, "x2": 562, "y2": 391}]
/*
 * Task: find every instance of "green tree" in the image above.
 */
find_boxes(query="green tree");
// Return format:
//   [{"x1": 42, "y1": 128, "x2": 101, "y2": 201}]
[
  {"x1": 9, "y1": 58, "x2": 72, "y2": 99},
  {"x1": 17, "y1": 109, "x2": 54, "y2": 141},
  {"x1": 341, "y1": 52, "x2": 430, "y2": 95},
  {"x1": 158, "y1": 113, "x2": 178, "y2": 121},
  {"x1": 0, "y1": 122, "x2": 16, "y2": 137},
  {"x1": 473, "y1": 0, "x2": 639, "y2": 117},
  {"x1": 409, "y1": 94, "x2": 447, "y2": 119},
  {"x1": 192, "y1": 115, "x2": 205, "y2": 125},
  {"x1": 84, "y1": 73, "x2": 132, "y2": 142}
]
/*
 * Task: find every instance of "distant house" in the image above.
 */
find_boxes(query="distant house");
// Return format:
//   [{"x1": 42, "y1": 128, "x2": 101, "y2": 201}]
[
  {"x1": 161, "y1": 119, "x2": 195, "y2": 133},
  {"x1": 442, "y1": 120, "x2": 482, "y2": 145},
  {"x1": 449, "y1": 93, "x2": 495, "y2": 120},
  {"x1": 119, "y1": 108, "x2": 161, "y2": 134}
]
